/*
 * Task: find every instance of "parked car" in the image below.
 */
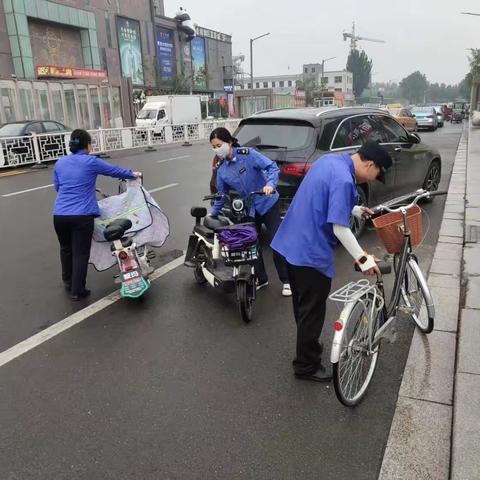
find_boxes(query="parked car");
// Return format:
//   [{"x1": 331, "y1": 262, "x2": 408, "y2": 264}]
[
  {"x1": 387, "y1": 107, "x2": 418, "y2": 132},
  {"x1": 0, "y1": 120, "x2": 70, "y2": 166},
  {"x1": 234, "y1": 107, "x2": 442, "y2": 236},
  {"x1": 433, "y1": 106, "x2": 445, "y2": 127},
  {"x1": 411, "y1": 106, "x2": 438, "y2": 131}
]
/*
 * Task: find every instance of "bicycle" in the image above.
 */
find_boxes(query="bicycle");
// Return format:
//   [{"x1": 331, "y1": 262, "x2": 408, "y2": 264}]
[{"x1": 328, "y1": 189, "x2": 447, "y2": 407}]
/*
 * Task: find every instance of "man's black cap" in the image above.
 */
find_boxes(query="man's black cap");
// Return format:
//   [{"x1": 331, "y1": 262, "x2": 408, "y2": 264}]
[{"x1": 357, "y1": 141, "x2": 393, "y2": 183}]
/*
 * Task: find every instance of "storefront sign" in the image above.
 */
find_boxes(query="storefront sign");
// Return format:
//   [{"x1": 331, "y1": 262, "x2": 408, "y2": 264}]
[
  {"x1": 195, "y1": 26, "x2": 231, "y2": 43},
  {"x1": 156, "y1": 27, "x2": 176, "y2": 81},
  {"x1": 191, "y1": 36, "x2": 207, "y2": 90},
  {"x1": 117, "y1": 17, "x2": 144, "y2": 85},
  {"x1": 36, "y1": 65, "x2": 107, "y2": 79}
]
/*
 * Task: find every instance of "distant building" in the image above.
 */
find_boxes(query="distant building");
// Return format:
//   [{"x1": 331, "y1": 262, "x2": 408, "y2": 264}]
[
  {"x1": 237, "y1": 74, "x2": 300, "y2": 95},
  {"x1": 302, "y1": 64, "x2": 354, "y2": 104}
]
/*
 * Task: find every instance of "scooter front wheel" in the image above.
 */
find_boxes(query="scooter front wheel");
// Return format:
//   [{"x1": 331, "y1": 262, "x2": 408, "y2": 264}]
[{"x1": 237, "y1": 279, "x2": 254, "y2": 324}]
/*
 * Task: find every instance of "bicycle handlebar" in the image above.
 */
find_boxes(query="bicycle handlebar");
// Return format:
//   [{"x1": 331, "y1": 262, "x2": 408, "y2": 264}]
[
  {"x1": 372, "y1": 189, "x2": 448, "y2": 214},
  {"x1": 202, "y1": 190, "x2": 270, "y2": 202}
]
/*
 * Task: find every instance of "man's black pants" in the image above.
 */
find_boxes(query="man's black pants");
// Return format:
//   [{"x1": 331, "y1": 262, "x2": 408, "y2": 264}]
[
  {"x1": 287, "y1": 262, "x2": 332, "y2": 375},
  {"x1": 53, "y1": 215, "x2": 94, "y2": 295},
  {"x1": 255, "y1": 201, "x2": 289, "y2": 284}
]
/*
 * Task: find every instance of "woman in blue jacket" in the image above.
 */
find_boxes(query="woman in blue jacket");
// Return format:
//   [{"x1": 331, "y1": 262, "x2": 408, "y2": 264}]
[
  {"x1": 53, "y1": 129, "x2": 141, "y2": 300},
  {"x1": 210, "y1": 127, "x2": 290, "y2": 296}
]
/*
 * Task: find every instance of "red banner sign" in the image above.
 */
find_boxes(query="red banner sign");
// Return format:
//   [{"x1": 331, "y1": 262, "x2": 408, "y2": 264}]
[{"x1": 36, "y1": 65, "x2": 107, "y2": 79}]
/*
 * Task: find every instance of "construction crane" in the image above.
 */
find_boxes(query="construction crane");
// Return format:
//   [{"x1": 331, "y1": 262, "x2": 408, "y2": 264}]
[{"x1": 343, "y1": 22, "x2": 385, "y2": 51}]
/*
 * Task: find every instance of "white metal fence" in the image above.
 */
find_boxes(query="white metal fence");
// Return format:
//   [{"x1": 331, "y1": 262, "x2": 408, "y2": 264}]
[{"x1": 0, "y1": 119, "x2": 241, "y2": 168}]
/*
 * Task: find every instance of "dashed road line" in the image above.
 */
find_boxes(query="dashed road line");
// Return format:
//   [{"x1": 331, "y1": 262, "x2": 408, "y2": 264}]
[
  {"x1": 2, "y1": 183, "x2": 54, "y2": 197},
  {"x1": 157, "y1": 155, "x2": 191, "y2": 164}
]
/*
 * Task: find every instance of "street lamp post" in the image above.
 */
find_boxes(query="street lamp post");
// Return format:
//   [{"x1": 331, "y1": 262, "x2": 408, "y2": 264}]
[
  {"x1": 249, "y1": 32, "x2": 270, "y2": 115},
  {"x1": 320, "y1": 56, "x2": 336, "y2": 106}
]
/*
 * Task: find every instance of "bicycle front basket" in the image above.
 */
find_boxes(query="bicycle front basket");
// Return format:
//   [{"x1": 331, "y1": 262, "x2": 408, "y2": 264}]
[{"x1": 372, "y1": 205, "x2": 423, "y2": 254}]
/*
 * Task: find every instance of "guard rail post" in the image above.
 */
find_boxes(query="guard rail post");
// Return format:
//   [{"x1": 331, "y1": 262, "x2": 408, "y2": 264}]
[{"x1": 30, "y1": 132, "x2": 47, "y2": 169}]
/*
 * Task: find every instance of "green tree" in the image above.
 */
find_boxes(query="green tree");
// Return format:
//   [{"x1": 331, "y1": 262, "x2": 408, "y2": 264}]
[
  {"x1": 459, "y1": 73, "x2": 472, "y2": 100},
  {"x1": 296, "y1": 77, "x2": 318, "y2": 106},
  {"x1": 399, "y1": 71, "x2": 429, "y2": 104},
  {"x1": 346, "y1": 50, "x2": 373, "y2": 98}
]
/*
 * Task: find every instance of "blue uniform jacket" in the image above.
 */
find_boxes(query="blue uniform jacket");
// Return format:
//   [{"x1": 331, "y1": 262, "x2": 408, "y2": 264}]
[
  {"x1": 211, "y1": 147, "x2": 280, "y2": 217},
  {"x1": 53, "y1": 150, "x2": 135, "y2": 216}
]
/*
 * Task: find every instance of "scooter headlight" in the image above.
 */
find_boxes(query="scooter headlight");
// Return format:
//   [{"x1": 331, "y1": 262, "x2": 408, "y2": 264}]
[{"x1": 232, "y1": 199, "x2": 244, "y2": 212}]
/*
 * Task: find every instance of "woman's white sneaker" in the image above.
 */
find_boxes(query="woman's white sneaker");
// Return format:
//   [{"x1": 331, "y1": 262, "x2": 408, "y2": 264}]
[{"x1": 282, "y1": 283, "x2": 292, "y2": 297}]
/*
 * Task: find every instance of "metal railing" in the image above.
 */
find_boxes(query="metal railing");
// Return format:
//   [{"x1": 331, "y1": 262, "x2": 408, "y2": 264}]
[{"x1": 0, "y1": 119, "x2": 241, "y2": 168}]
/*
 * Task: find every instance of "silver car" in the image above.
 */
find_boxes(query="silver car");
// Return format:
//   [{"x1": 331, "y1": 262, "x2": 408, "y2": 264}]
[
  {"x1": 433, "y1": 105, "x2": 445, "y2": 127},
  {"x1": 411, "y1": 106, "x2": 438, "y2": 131}
]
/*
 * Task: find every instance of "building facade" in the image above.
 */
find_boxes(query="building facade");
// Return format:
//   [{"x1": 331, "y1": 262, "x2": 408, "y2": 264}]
[
  {"x1": 0, "y1": 0, "x2": 234, "y2": 129},
  {"x1": 237, "y1": 74, "x2": 300, "y2": 95},
  {"x1": 302, "y1": 64, "x2": 354, "y2": 104}
]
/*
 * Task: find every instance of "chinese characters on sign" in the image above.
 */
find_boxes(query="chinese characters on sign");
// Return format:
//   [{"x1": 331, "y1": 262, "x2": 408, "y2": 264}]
[
  {"x1": 36, "y1": 65, "x2": 107, "y2": 79},
  {"x1": 194, "y1": 26, "x2": 231, "y2": 43},
  {"x1": 156, "y1": 27, "x2": 176, "y2": 81},
  {"x1": 116, "y1": 17, "x2": 144, "y2": 85}
]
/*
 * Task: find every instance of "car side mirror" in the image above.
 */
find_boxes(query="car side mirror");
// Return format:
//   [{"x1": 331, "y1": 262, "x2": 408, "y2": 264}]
[{"x1": 408, "y1": 133, "x2": 420, "y2": 144}]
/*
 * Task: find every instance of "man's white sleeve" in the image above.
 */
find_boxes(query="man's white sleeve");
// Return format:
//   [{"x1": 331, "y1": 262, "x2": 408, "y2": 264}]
[{"x1": 333, "y1": 224, "x2": 364, "y2": 260}]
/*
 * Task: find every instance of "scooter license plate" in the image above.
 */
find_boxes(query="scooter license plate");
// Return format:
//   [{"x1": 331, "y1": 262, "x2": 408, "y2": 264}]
[{"x1": 123, "y1": 270, "x2": 140, "y2": 281}]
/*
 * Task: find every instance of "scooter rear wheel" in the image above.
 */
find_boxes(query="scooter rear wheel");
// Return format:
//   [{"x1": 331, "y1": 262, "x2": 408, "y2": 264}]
[
  {"x1": 237, "y1": 279, "x2": 253, "y2": 324},
  {"x1": 193, "y1": 244, "x2": 208, "y2": 285}
]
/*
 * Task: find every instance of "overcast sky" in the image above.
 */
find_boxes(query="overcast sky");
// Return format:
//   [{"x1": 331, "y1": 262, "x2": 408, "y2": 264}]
[{"x1": 165, "y1": 0, "x2": 480, "y2": 85}]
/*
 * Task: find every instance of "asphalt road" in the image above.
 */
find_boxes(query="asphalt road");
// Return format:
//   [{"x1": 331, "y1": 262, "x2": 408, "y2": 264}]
[{"x1": 0, "y1": 123, "x2": 463, "y2": 479}]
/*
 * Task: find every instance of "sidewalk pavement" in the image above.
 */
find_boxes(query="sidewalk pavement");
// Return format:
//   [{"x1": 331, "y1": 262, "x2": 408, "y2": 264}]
[{"x1": 379, "y1": 122, "x2": 480, "y2": 480}]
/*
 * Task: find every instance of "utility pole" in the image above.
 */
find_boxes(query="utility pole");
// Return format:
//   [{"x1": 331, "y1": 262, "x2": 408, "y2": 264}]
[
  {"x1": 320, "y1": 57, "x2": 336, "y2": 106},
  {"x1": 249, "y1": 32, "x2": 270, "y2": 115}
]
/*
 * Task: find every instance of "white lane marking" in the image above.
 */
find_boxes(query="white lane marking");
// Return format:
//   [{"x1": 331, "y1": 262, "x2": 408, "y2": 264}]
[
  {"x1": 157, "y1": 155, "x2": 191, "y2": 164},
  {"x1": 2, "y1": 183, "x2": 54, "y2": 197},
  {"x1": 148, "y1": 183, "x2": 179, "y2": 193},
  {"x1": 0, "y1": 254, "x2": 185, "y2": 369}
]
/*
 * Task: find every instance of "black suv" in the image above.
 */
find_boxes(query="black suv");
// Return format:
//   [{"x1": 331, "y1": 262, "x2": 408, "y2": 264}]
[{"x1": 234, "y1": 107, "x2": 442, "y2": 235}]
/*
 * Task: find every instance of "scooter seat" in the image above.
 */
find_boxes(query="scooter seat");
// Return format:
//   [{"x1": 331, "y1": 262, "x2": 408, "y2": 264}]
[
  {"x1": 203, "y1": 215, "x2": 229, "y2": 230},
  {"x1": 104, "y1": 218, "x2": 133, "y2": 242},
  {"x1": 193, "y1": 224, "x2": 214, "y2": 241}
]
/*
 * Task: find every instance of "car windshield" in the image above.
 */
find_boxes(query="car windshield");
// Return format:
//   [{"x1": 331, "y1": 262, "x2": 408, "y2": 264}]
[
  {"x1": 137, "y1": 109, "x2": 157, "y2": 120},
  {"x1": 412, "y1": 107, "x2": 433, "y2": 113},
  {"x1": 235, "y1": 122, "x2": 313, "y2": 150},
  {"x1": 0, "y1": 123, "x2": 27, "y2": 136}
]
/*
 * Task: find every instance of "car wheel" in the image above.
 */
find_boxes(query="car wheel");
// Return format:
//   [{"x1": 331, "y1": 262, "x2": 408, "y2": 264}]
[
  {"x1": 422, "y1": 160, "x2": 441, "y2": 199},
  {"x1": 350, "y1": 187, "x2": 368, "y2": 239}
]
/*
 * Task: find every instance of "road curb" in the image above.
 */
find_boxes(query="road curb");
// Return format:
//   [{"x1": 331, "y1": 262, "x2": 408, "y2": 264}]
[{"x1": 378, "y1": 125, "x2": 468, "y2": 480}]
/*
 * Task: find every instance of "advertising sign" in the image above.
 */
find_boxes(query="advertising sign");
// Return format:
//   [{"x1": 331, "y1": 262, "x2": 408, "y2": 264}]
[
  {"x1": 191, "y1": 36, "x2": 207, "y2": 90},
  {"x1": 36, "y1": 65, "x2": 107, "y2": 79},
  {"x1": 156, "y1": 27, "x2": 176, "y2": 81},
  {"x1": 117, "y1": 17, "x2": 144, "y2": 85}
]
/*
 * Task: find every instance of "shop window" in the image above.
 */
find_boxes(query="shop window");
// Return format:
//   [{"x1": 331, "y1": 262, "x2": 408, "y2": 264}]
[
  {"x1": 105, "y1": 12, "x2": 113, "y2": 48},
  {"x1": 90, "y1": 87, "x2": 102, "y2": 129},
  {"x1": 77, "y1": 87, "x2": 90, "y2": 129},
  {"x1": 101, "y1": 87, "x2": 112, "y2": 128},
  {"x1": 50, "y1": 88, "x2": 65, "y2": 124},
  {"x1": 111, "y1": 87, "x2": 122, "y2": 127},
  {"x1": 64, "y1": 86, "x2": 77, "y2": 128},
  {"x1": 0, "y1": 86, "x2": 17, "y2": 122},
  {"x1": 35, "y1": 88, "x2": 50, "y2": 120},
  {"x1": 19, "y1": 85, "x2": 34, "y2": 120}
]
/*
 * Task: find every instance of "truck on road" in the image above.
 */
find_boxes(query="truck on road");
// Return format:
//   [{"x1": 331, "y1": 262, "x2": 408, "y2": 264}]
[{"x1": 135, "y1": 95, "x2": 202, "y2": 128}]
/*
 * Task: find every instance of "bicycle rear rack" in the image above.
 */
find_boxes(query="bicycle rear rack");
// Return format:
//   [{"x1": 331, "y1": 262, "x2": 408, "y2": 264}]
[{"x1": 329, "y1": 279, "x2": 379, "y2": 304}]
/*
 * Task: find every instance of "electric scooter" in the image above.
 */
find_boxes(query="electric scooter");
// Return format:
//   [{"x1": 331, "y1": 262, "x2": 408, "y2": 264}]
[
  {"x1": 184, "y1": 191, "x2": 265, "y2": 323},
  {"x1": 96, "y1": 179, "x2": 155, "y2": 299}
]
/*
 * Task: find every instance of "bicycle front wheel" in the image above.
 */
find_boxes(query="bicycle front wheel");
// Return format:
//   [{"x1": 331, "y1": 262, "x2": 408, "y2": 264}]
[
  {"x1": 237, "y1": 279, "x2": 253, "y2": 324},
  {"x1": 401, "y1": 258, "x2": 434, "y2": 334},
  {"x1": 332, "y1": 294, "x2": 383, "y2": 407}
]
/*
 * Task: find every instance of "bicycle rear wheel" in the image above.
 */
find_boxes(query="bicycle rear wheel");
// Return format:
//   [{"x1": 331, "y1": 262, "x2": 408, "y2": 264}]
[
  {"x1": 333, "y1": 294, "x2": 383, "y2": 407},
  {"x1": 401, "y1": 258, "x2": 434, "y2": 333}
]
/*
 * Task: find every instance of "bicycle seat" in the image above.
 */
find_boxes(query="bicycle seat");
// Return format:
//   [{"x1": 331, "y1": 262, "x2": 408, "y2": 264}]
[
  {"x1": 203, "y1": 215, "x2": 229, "y2": 230},
  {"x1": 104, "y1": 218, "x2": 132, "y2": 242}
]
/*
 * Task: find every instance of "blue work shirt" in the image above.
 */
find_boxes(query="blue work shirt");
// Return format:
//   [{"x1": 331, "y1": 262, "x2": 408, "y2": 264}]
[
  {"x1": 271, "y1": 153, "x2": 358, "y2": 278},
  {"x1": 53, "y1": 150, "x2": 135, "y2": 216},
  {"x1": 211, "y1": 147, "x2": 280, "y2": 217}
]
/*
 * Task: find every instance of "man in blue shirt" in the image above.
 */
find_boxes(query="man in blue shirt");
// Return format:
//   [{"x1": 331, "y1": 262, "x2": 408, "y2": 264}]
[
  {"x1": 53, "y1": 129, "x2": 140, "y2": 300},
  {"x1": 210, "y1": 127, "x2": 290, "y2": 295},
  {"x1": 272, "y1": 141, "x2": 392, "y2": 382}
]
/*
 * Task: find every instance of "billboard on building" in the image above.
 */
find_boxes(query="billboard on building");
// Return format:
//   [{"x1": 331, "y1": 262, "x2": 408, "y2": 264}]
[
  {"x1": 156, "y1": 27, "x2": 176, "y2": 81},
  {"x1": 117, "y1": 17, "x2": 144, "y2": 85},
  {"x1": 191, "y1": 36, "x2": 207, "y2": 90}
]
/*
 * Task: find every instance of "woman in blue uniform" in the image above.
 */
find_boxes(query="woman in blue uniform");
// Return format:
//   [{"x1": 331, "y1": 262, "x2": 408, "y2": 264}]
[
  {"x1": 53, "y1": 129, "x2": 141, "y2": 300},
  {"x1": 209, "y1": 127, "x2": 290, "y2": 296}
]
